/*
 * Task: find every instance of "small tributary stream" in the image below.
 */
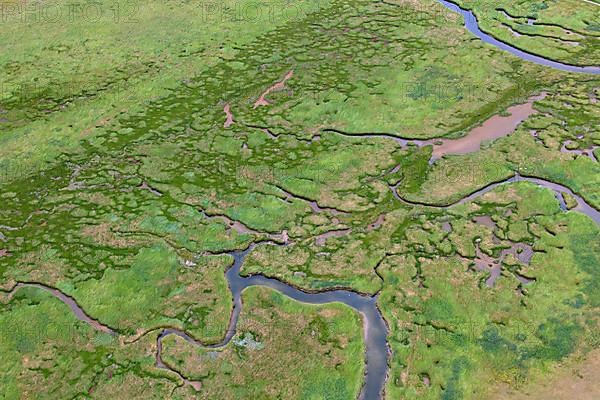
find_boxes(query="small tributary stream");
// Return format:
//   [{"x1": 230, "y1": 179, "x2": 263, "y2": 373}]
[{"x1": 7, "y1": 172, "x2": 600, "y2": 399}]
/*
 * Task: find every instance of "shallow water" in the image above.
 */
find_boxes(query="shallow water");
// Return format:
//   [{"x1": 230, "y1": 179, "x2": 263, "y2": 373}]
[
  {"x1": 224, "y1": 246, "x2": 390, "y2": 400},
  {"x1": 154, "y1": 244, "x2": 389, "y2": 399},
  {"x1": 253, "y1": 70, "x2": 295, "y2": 108},
  {"x1": 328, "y1": 94, "x2": 546, "y2": 164},
  {"x1": 561, "y1": 141, "x2": 598, "y2": 162}
]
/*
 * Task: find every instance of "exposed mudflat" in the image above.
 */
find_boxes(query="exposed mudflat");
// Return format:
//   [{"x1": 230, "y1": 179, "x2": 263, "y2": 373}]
[{"x1": 430, "y1": 93, "x2": 546, "y2": 161}]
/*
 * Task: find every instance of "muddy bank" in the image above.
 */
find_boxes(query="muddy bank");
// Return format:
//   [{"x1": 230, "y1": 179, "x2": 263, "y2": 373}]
[
  {"x1": 276, "y1": 185, "x2": 347, "y2": 215},
  {"x1": 474, "y1": 243, "x2": 535, "y2": 287},
  {"x1": 315, "y1": 229, "x2": 352, "y2": 246},
  {"x1": 198, "y1": 210, "x2": 289, "y2": 243},
  {"x1": 5, "y1": 282, "x2": 116, "y2": 335},
  {"x1": 223, "y1": 103, "x2": 234, "y2": 128},
  {"x1": 429, "y1": 93, "x2": 546, "y2": 161},
  {"x1": 155, "y1": 330, "x2": 203, "y2": 391},
  {"x1": 253, "y1": 70, "x2": 294, "y2": 108},
  {"x1": 325, "y1": 93, "x2": 546, "y2": 163}
]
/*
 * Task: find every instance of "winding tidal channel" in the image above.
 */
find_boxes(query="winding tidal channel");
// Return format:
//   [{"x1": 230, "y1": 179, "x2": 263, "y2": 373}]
[
  {"x1": 4, "y1": 3, "x2": 600, "y2": 399},
  {"x1": 6, "y1": 174, "x2": 600, "y2": 399},
  {"x1": 437, "y1": 0, "x2": 600, "y2": 74}
]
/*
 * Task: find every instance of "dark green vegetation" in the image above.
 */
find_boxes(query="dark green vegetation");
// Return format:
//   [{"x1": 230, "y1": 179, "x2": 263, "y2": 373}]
[{"x1": 1, "y1": 0, "x2": 599, "y2": 398}]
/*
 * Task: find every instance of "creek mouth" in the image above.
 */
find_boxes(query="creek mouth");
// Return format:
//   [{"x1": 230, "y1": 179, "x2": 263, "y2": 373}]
[
  {"x1": 326, "y1": 92, "x2": 546, "y2": 164},
  {"x1": 427, "y1": 93, "x2": 545, "y2": 162},
  {"x1": 437, "y1": 0, "x2": 600, "y2": 74}
]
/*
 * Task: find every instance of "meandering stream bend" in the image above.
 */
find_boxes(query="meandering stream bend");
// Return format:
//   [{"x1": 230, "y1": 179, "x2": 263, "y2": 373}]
[
  {"x1": 6, "y1": 175, "x2": 600, "y2": 400},
  {"x1": 154, "y1": 245, "x2": 390, "y2": 399},
  {"x1": 5, "y1": 246, "x2": 390, "y2": 400},
  {"x1": 213, "y1": 246, "x2": 389, "y2": 400},
  {"x1": 392, "y1": 173, "x2": 600, "y2": 225},
  {"x1": 437, "y1": 0, "x2": 600, "y2": 74}
]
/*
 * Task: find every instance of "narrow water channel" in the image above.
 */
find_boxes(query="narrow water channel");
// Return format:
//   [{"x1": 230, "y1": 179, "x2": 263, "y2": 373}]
[
  {"x1": 156, "y1": 245, "x2": 390, "y2": 400},
  {"x1": 437, "y1": 0, "x2": 600, "y2": 74},
  {"x1": 393, "y1": 173, "x2": 600, "y2": 225},
  {"x1": 7, "y1": 179, "x2": 600, "y2": 400}
]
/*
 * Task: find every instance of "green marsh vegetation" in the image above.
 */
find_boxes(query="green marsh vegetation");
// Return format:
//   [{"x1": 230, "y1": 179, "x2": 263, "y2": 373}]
[
  {"x1": 0, "y1": 0, "x2": 599, "y2": 398},
  {"x1": 396, "y1": 77, "x2": 600, "y2": 208},
  {"x1": 161, "y1": 286, "x2": 364, "y2": 399},
  {"x1": 0, "y1": 286, "x2": 183, "y2": 399},
  {"x1": 448, "y1": 0, "x2": 600, "y2": 66},
  {"x1": 379, "y1": 182, "x2": 600, "y2": 399}
]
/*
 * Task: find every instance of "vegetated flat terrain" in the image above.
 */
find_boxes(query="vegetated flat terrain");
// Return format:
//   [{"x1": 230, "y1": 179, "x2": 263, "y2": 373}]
[{"x1": 1, "y1": 0, "x2": 599, "y2": 399}]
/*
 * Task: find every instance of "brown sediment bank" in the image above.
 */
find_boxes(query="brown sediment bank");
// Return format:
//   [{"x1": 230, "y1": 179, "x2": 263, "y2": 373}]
[
  {"x1": 473, "y1": 215, "x2": 496, "y2": 229},
  {"x1": 199, "y1": 210, "x2": 288, "y2": 243},
  {"x1": 324, "y1": 93, "x2": 546, "y2": 164},
  {"x1": 367, "y1": 215, "x2": 386, "y2": 231},
  {"x1": 223, "y1": 103, "x2": 234, "y2": 128},
  {"x1": 253, "y1": 70, "x2": 294, "y2": 108},
  {"x1": 155, "y1": 330, "x2": 203, "y2": 392},
  {"x1": 138, "y1": 181, "x2": 163, "y2": 197},
  {"x1": 314, "y1": 229, "x2": 352, "y2": 246},
  {"x1": 441, "y1": 221, "x2": 453, "y2": 232},
  {"x1": 430, "y1": 93, "x2": 547, "y2": 161}
]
